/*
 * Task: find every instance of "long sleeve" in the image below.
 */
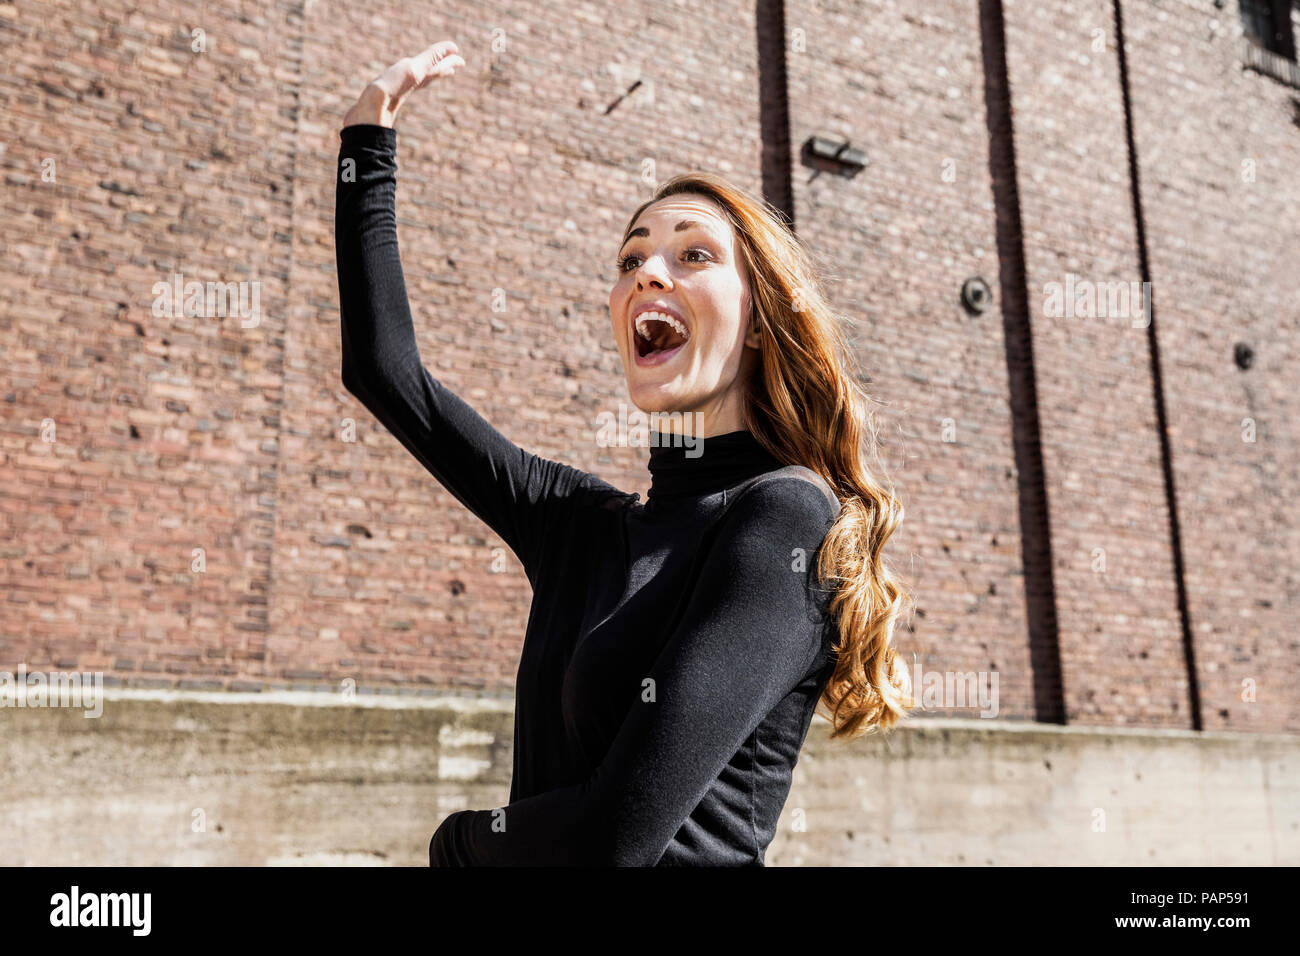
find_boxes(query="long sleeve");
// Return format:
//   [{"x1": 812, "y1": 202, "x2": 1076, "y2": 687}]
[
  {"x1": 428, "y1": 476, "x2": 838, "y2": 866},
  {"x1": 335, "y1": 124, "x2": 617, "y2": 581}
]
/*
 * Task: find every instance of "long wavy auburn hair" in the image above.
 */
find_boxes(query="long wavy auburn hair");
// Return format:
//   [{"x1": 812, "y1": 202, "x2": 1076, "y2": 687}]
[{"x1": 618, "y1": 172, "x2": 917, "y2": 740}]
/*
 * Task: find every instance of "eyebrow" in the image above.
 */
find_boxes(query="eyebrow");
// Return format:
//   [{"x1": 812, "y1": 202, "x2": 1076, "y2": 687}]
[{"x1": 618, "y1": 219, "x2": 720, "y2": 253}]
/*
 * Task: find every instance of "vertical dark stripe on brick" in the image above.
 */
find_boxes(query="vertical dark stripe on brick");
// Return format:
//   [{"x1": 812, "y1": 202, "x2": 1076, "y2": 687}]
[
  {"x1": 756, "y1": 0, "x2": 795, "y2": 230},
  {"x1": 978, "y1": 0, "x2": 1067, "y2": 724},
  {"x1": 1112, "y1": 0, "x2": 1202, "y2": 731}
]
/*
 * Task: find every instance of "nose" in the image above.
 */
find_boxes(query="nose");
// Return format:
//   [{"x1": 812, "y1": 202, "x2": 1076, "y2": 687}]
[{"x1": 634, "y1": 254, "x2": 672, "y2": 290}]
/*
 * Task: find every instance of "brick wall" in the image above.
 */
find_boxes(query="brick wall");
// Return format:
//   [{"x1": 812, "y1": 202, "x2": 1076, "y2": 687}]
[
  {"x1": 1000, "y1": 0, "x2": 1191, "y2": 727},
  {"x1": 783, "y1": 0, "x2": 1039, "y2": 720},
  {"x1": 1113, "y1": 0, "x2": 1300, "y2": 732},
  {"x1": 1, "y1": 0, "x2": 1296, "y2": 731}
]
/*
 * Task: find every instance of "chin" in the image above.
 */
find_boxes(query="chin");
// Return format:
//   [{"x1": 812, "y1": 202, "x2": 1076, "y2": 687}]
[
  {"x1": 628, "y1": 395, "x2": 681, "y2": 417},
  {"x1": 627, "y1": 371, "x2": 688, "y2": 401}
]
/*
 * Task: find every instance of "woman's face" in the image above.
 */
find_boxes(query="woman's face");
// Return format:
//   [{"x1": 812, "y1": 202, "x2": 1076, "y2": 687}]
[{"x1": 608, "y1": 193, "x2": 761, "y2": 438}]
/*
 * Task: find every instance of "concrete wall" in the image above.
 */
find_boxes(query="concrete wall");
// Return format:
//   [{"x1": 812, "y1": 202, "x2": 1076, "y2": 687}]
[{"x1": 2, "y1": 690, "x2": 1295, "y2": 865}]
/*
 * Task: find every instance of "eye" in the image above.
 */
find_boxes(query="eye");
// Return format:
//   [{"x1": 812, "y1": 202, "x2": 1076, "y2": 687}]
[{"x1": 616, "y1": 246, "x2": 714, "y2": 274}]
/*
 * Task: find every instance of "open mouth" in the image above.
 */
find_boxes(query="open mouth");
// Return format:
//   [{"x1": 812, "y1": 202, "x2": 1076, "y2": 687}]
[{"x1": 633, "y1": 311, "x2": 691, "y2": 359}]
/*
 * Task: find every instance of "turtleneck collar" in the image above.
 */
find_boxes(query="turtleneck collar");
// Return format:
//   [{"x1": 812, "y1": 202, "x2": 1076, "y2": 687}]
[{"x1": 645, "y1": 429, "x2": 783, "y2": 505}]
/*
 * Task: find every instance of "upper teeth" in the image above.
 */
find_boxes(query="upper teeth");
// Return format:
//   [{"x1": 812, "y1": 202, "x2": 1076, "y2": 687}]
[{"x1": 635, "y1": 311, "x2": 689, "y2": 341}]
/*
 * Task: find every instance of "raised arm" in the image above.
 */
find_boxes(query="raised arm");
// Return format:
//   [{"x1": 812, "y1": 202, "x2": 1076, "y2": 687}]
[
  {"x1": 427, "y1": 476, "x2": 840, "y2": 866},
  {"x1": 335, "y1": 43, "x2": 623, "y2": 580}
]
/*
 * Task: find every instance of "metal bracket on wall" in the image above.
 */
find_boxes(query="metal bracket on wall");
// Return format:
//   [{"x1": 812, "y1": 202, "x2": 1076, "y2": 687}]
[{"x1": 800, "y1": 135, "x2": 868, "y2": 177}]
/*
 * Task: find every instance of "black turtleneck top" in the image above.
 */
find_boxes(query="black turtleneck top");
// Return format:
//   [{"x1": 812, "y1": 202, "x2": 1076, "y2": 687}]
[{"x1": 335, "y1": 124, "x2": 842, "y2": 866}]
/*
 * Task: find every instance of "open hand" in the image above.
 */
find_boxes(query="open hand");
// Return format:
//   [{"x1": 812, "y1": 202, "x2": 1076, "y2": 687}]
[{"x1": 342, "y1": 41, "x2": 465, "y2": 130}]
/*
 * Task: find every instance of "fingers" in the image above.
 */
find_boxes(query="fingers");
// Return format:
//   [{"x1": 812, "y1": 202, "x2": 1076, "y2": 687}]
[
  {"x1": 373, "y1": 41, "x2": 464, "y2": 100},
  {"x1": 415, "y1": 54, "x2": 464, "y2": 90},
  {"x1": 412, "y1": 43, "x2": 464, "y2": 90},
  {"x1": 413, "y1": 40, "x2": 461, "y2": 77}
]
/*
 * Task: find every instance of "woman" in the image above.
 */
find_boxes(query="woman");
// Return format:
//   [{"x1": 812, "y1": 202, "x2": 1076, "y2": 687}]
[{"x1": 335, "y1": 41, "x2": 915, "y2": 866}]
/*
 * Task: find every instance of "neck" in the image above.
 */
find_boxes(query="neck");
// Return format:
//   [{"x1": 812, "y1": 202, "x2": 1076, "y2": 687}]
[{"x1": 645, "y1": 428, "x2": 782, "y2": 505}]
